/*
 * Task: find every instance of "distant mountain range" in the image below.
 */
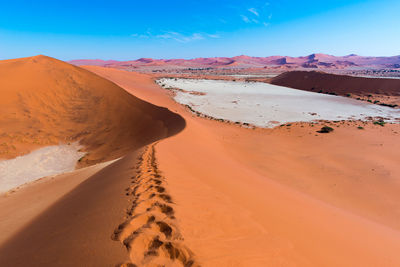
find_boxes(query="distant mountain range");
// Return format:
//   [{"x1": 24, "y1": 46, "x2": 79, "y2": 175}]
[{"x1": 69, "y1": 54, "x2": 400, "y2": 70}]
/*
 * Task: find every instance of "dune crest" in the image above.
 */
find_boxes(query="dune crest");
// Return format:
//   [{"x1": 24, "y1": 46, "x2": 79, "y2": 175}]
[
  {"x1": 0, "y1": 57, "x2": 186, "y2": 266},
  {"x1": 0, "y1": 55, "x2": 184, "y2": 166},
  {"x1": 112, "y1": 144, "x2": 197, "y2": 266}
]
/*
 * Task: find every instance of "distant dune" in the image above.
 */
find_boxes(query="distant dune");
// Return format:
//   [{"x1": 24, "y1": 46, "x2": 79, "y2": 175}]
[
  {"x1": 68, "y1": 59, "x2": 120, "y2": 66},
  {"x1": 0, "y1": 55, "x2": 184, "y2": 166},
  {"x1": 271, "y1": 71, "x2": 400, "y2": 107},
  {"x1": 69, "y1": 53, "x2": 400, "y2": 70},
  {"x1": 271, "y1": 71, "x2": 400, "y2": 96}
]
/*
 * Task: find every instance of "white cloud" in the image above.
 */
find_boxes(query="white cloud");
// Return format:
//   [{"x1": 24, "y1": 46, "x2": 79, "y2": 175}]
[
  {"x1": 190, "y1": 33, "x2": 204, "y2": 41},
  {"x1": 154, "y1": 32, "x2": 219, "y2": 43},
  {"x1": 131, "y1": 33, "x2": 150, "y2": 39},
  {"x1": 131, "y1": 30, "x2": 219, "y2": 43},
  {"x1": 241, "y1": 15, "x2": 250, "y2": 23},
  {"x1": 248, "y1": 8, "x2": 259, "y2": 16},
  {"x1": 207, "y1": 34, "x2": 221, "y2": 38}
]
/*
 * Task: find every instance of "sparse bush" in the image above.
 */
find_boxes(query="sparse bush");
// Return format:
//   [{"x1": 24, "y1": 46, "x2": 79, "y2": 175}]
[
  {"x1": 317, "y1": 126, "x2": 334, "y2": 133},
  {"x1": 379, "y1": 103, "x2": 398, "y2": 108},
  {"x1": 373, "y1": 121, "x2": 386, "y2": 127},
  {"x1": 357, "y1": 126, "x2": 364, "y2": 130}
]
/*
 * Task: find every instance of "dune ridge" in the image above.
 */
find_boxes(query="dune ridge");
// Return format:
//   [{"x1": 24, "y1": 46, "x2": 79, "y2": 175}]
[
  {"x1": 271, "y1": 70, "x2": 400, "y2": 107},
  {"x1": 0, "y1": 55, "x2": 183, "y2": 166},
  {"x1": 69, "y1": 53, "x2": 400, "y2": 70},
  {"x1": 0, "y1": 57, "x2": 187, "y2": 266},
  {"x1": 112, "y1": 144, "x2": 197, "y2": 266}
]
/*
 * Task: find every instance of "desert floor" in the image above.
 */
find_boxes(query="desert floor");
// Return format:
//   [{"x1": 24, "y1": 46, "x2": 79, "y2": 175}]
[{"x1": 1, "y1": 65, "x2": 400, "y2": 266}]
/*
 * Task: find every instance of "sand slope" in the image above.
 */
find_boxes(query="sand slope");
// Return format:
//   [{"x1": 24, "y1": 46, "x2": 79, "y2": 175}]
[
  {"x1": 0, "y1": 150, "x2": 140, "y2": 266},
  {"x1": 0, "y1": 55, "x2": 184, "y2": 166},
  {"x1": 271, "y1": 71, "x2": 400, "y2": 107},
  {"x1": 1, "y1": 62, "x2": 400, "y2": 266},
  {"x1": 87, "y1": 66, "x2": 400, "y2": 266},
  {"x1": 0, "y1": 57, "x2": 186, "y2": 266},
  {"x1": 271, "y1": 71, "x2": 400, "y2": 96}
]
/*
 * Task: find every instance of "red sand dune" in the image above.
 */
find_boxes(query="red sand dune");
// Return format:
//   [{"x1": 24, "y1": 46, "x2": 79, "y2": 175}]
[
  {"x1": 1, "y1": 59, "x2": 400, "y2": 266},
  {"x1": 0, "y1": 57, "x2": 187, "y2": 266},
  {"x1": 0, "y1": 55, "x2": 184, "y2": 165},
  {"x1": 86, "y1": 66, "x2": 400, "y2": 266},
  {"x1": 69, "y1": 53, "x2": 400, "y2": 70},
  {"x1": 68, "y1": 59, "x2": 120, "y2": 66},
  {"x1": 271, "y1": 70, "x2": 400, "y2": 107},
  {"x1": 271, "y1": 71, "x2": 400, "y2": 96}
]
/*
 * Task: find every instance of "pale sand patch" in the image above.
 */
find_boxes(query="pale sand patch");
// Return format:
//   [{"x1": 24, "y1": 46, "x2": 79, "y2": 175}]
[{"x1": 0, "y1": 143, "x2": 85, "y2": 194}]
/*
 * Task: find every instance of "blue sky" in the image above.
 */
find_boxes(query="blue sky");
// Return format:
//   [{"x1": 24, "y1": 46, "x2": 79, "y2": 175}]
[{"x1": 0, "y1": 0, "x2": 399, "y2": 60}]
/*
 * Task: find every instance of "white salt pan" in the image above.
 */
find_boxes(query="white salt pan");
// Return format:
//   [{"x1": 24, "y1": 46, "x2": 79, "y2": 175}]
[
  {"x1": 0, "y1": 144, "x2": 85, "y2": 193},
  {"x1": 158, "y1": 78, "x2": 400, "y2": 127}
]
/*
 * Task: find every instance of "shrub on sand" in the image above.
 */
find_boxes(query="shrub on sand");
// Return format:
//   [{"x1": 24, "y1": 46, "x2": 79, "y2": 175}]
[
  {"x1": 317, "y1": 126, "x2": 334, "y2": 133},
  {"x1": 373, "y1": 121, "x2": 386, "y2": 127}
]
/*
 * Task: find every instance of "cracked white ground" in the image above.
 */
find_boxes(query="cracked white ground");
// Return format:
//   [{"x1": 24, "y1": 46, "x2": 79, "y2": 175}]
[{"x1": 158, "y1": 78, "x2": 400, "y2": 128}]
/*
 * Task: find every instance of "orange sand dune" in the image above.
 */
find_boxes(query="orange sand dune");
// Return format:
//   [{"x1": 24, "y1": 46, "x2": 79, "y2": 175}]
[
  {"x1": 87, "y1": 66, "x2": 400, "y2": 266},
  {"x1": 0, "y1": 57, "x2": 186, "y2": 266},
  {"x1": 0, "y1": 55, "x2": 184, "y2": 165},
  {"x1": 1, "y1": 60, "x2": 400, "y2": 266},
  {"x1": 271, "y1": 70, "x2": 400, "y2": 107}
]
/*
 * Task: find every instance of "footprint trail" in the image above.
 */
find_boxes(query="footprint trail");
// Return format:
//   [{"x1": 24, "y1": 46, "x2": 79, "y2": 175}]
[{"x1": 113, "y1": 144, "x2": 198, "y2": 267}]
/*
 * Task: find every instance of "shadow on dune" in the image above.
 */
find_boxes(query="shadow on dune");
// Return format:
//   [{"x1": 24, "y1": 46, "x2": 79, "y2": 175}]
[{"x1": 0, "y1": 96, "x2": 186, "y2": 266}]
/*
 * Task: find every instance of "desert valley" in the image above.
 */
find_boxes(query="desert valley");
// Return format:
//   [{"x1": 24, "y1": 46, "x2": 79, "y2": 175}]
[
  {"x1": 1, "y1": 1, "x2": 400, "y2": 266},
  {"x1": 0, "y1": 54, "x2": 399, "y2": 266}
]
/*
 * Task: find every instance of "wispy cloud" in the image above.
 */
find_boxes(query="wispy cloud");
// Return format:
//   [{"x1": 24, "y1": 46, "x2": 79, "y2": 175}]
[
  {"x1": 153, "y1": 31, "x2": 219, "y2": 43},
  {"x1": 241, "y1": 15, "x2": 250, "y2": 23},
  {"x1": 206, "y1": 33, "x2": 220, "y2": 38},
  {"x1": 131, "y1": 33, "x2": 150, "y2": 39},
  {"x1": 248, "y1": 8, "x2": 259, "y2": 17},
  {"x1": 240, "y1": 4, "x2": 272, "y2": 27}
]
